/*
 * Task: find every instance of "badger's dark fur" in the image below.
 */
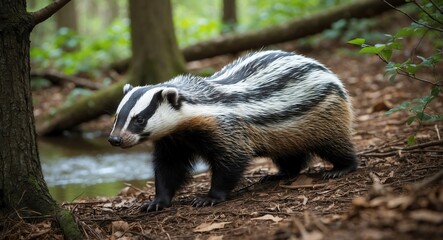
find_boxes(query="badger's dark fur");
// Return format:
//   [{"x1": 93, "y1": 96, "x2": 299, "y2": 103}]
[{"x1": 108, "y1": 50, "x2": 358, "y2": 212}]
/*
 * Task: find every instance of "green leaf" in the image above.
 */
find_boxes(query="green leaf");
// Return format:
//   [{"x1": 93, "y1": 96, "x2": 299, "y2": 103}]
[
  {"x1": 385, "y1": 101, "x2": 410, "y2": 115},
  {"x1": 388, "y1": 74, "x2": 397, "y2": 82},
  {"x1": 407, "y1": 116, "x2": 416, "y2": 124},
  {"x1": 386, "y1": 40, "x2": 402, "y2": 50},
  {"x1": 385, "y1": 62, "x2": 399, "y2": 78},
  {"x1": 417, "y1": 112, "x2": 432, "y2": 121},
  {"x1": 417, "y1": 55, "x2": 432, "y2": 67},
  {"x1": 411, "y1": 104, "x2": 424, "y2": 113},
  {"x1": 430, "y1": 114, "x2": 443, "y2": 122},
  {"x1": 380, "y1": 49, "x2": 392, "y2": 61},
  {"x1": 359, "y1": 44, "x2": 385, "y2": 54},
  {"x1": 407, "y1": 135, "x2": 416, "y2": 145},
  {"x1": 404, "y1": 63, "x2": 419, "y2": 75},
  {"x1": 431, "y1": 86, "x2": 442, "y2": 97},
  {"x1": 395, "y1": 27, "x2": 413, "y2": 38},
  {"x1": 347, "y1": 38, "x2": 365, "y2": 46}
]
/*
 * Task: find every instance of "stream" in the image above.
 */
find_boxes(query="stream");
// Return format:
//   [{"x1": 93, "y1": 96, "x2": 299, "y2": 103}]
[{"x1": 39, "y1": 134, "x2": 206, "y2": 203}]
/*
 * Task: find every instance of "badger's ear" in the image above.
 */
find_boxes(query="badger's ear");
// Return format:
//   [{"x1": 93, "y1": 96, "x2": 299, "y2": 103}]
[
  {"x1": 123, "y1": 84, "x2": 133, "y2": 95},
  {"x1": 162, "y1": 87, "x2": 180, "y2": 109}
]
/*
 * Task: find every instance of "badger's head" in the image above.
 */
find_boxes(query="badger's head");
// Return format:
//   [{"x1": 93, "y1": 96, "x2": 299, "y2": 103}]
[{"x1": 108, "y1": 83, "x2": 182, "y2": 148}]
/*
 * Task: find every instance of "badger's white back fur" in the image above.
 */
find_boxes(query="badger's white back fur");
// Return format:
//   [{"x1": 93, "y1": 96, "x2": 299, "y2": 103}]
[{"x1": 109, "y1": 50, "x2": 358, "y2": 212}]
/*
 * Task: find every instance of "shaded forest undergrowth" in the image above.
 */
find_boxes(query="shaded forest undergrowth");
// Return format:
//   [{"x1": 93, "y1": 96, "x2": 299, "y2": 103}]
[{"x1": 3, "y1": 42, "x2": 443, "y2": 239}]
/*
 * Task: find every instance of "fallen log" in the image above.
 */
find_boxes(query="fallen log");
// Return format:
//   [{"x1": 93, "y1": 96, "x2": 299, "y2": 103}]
[
  {"x1": 36, "y1": 80, "x2": 125, "y2": 135},
  {"x1": 31, "y1": 70, "x2": 103, "y2": 90}
]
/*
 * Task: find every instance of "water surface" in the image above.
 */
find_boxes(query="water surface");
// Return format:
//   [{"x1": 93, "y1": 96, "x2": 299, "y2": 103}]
[
  {"x1": 39, "y1": 135, "x2": 206, "y2": 202},
  {"x1": 39, "y1": 135, "x2": 153, "y2": 202}
]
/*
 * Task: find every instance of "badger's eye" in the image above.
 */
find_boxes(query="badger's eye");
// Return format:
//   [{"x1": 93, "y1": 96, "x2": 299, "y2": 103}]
[{"x1": 135, "y1": 116, "x2": 146, "y2": 125}]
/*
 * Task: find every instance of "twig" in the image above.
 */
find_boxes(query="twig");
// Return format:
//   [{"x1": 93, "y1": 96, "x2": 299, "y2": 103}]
[
  {"x1": 31, "y1": 0, "x2": 72, "y2": 26},
  {"x1": 279, "y1": 183, "x2": 328, "y2": 189},
  {"x1": 359, "y1": 140, "x2": 443, "y2": 158},
  {"x1": 403, "y1": 139, "x2": 443, "y2": 150},
  {"x1": 310, "y1": 212, "x2": 329, "y2": 234},
  {"x1": 429, "y1": 0, "x2": 443, "y2": 14},
  {"x1": 124, "y1": 183, "x2": 143, "y2": 192},
  {"x1": 62, "y1": 200, "x2": 111, "y2": 206},
  {"x1": 127, "y1": 231, "x2": 155, "y2": 240},
  {"x1": 84, "y1": 220, "x2": 105, "y2": 239},
  {"x1": 411, "y1": 169, "x2": 443, "y2": 191},
  {"x1": 383, "y1": 0, "x2": 443, "y2": 33},
  {"x1": 292, "y1": 218, "x2": 309, "y2": 239},
  {"x1": 376, "y1": 54, "x2": 441, "y2": 86},
  {"x1": 31, "y1": 70, "x2": 103, "y2": 90},
  {"x1": 412, "y1": 0, "x2": 443, "y2": 25},
  {"x1": 79, "y1": 209, "x2": 176, "y2": 222},
  {"x1": 360, "y1": 152, "x2": 397, "y2": 158}
]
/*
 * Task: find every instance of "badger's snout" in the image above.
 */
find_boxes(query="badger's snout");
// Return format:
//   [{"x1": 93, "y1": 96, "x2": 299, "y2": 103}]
[{"x1": 108, "y1": 135, "x2": 122, "y2": 146}]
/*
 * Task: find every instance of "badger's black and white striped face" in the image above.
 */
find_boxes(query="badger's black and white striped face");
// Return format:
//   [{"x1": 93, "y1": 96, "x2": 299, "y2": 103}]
[{"x1": 108, "y1": 84, "x2": 182, "y2": 148}]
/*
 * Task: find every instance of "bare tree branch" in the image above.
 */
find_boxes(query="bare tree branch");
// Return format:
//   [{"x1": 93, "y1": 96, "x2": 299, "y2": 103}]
[
  {"x1": 383, "y1": 0, "x2": 443, "y2": 33},
  {"x1": 30, "y1": 0, "x2": 71, "y2": 26},
  {"x1": 412, "y1": 0, "x2": 443, "y2": 25},
  {"x1": 429, "y1": 0, "x2": 443, "y2": 15}
]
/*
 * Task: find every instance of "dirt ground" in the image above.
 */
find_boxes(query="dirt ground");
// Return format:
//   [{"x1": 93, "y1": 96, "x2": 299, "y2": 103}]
[{"x1": 3, "y1": 24, "x2": 443, "y2": 239}]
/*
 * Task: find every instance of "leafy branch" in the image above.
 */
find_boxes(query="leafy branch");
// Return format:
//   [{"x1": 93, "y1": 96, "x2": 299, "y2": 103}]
[{"x1": 348, "y1": 0, "x2": 443, "y2": 143}]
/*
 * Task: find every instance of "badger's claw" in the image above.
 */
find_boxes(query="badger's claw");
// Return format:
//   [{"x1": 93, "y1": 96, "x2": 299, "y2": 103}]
[
  {"x1": 139, "y1": 198, "x2": 171, "y2": 212},
  {"x1": 322, "y1": 166, "x2": 356, "y2": 179},
  {"x1": 191, "y1": 197, "x2": 224, "y2": 207}
]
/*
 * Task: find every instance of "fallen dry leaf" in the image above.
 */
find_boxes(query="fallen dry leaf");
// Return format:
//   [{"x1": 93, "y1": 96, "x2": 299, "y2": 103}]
[
  {"x1": 386, "y1": 196, "x2": 414, "y2": 209},
  {"x1": 207, "y1": 235, "x2": 224, "y2": 240},
  {"x1": 352, "y1": 196, "x2": 369, "y2": 207},
  {"x1": 298, "y1": 195, "x2": 308, "y2": 205},
  {"x1": 193, "y1": 222, "x2": 231, "y2": 233},
  {"x1": 409, "y1": 210, "x2": 443, "y2": 224},
  {"x1": 112, "y1": 221, "x2": 129, "y2": 232},
  {"x1": 251, "y1": 214, "x2": 283, "y2": 223}
]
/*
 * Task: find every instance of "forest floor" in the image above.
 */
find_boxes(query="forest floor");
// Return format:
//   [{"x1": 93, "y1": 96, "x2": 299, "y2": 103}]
[{"x1": 4, "y1": 35, "x2": 443, "y2": 239}]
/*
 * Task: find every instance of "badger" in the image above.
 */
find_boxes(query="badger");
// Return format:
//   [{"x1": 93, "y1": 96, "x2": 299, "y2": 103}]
[{"x1": 108, "y1": 50, "x2": 358, "y2": 212}]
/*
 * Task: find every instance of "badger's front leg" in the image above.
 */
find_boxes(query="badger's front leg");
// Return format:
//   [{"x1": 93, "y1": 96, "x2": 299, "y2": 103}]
[
  {"x1": 140, "y1": 138, "x2": 194, "y2": 212},
  {"x1": 192, "y1": 152, "x2": 250, "y2": 207}
]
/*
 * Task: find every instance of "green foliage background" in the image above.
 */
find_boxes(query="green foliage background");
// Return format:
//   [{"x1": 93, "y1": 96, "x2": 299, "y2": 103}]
[
  {"x1": 349, "y1": 0, "x2": 442, "y2": 143},
  {"x1": 28, "y1": 0, "x2": 354, "y2": 75}
]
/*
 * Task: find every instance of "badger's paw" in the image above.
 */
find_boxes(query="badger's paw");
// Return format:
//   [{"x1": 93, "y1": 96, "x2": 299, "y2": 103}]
[
  {"x1": 191, "y1": 196, "x2": 225, "y2": 207},
  {"x1": 139, "y1": 198, "x2": 171, "y2": 212},
  {"x1": 322, "y1": 166, "x2": 356, "y2": 179}
]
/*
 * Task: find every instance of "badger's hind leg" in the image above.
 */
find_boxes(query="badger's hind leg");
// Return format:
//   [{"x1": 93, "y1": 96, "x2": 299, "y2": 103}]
[
  {"x1": 316, "y1": 140, "x2": 358, "y2": 179},
  {"x1": 260, "y1": 153, "x2": 311, "y2": 183}
]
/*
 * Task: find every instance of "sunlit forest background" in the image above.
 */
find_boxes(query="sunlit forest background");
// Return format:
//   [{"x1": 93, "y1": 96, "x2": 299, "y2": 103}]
[
  {"x1": 23, "y1": 0, "x2": 442, "y2": 203},
  {"x1": 2, "y1": 0, "x2": 441, "y2": 238},
  {"x1": 28, "y1": 0, "x2": 373, "y2": 76}
]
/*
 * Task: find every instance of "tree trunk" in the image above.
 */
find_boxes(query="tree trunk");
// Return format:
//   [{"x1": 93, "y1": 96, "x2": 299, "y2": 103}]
[
  {"x1": 36, "y1": 0, "x2": 186, "y2": 136},
  {"x1": 0, "y1": 0, "x2": 81, "y2": 238},
  {"x1": 129, "y1": 0, "x2": 186, "y2": 85},
  {"x1": 222, "y1": 0, "x2": 237, "y2": 34},
  {"x1": 0, "y1": 0, "x2": 56, "y2": 216},
  {"x1": 105, "y1": 0, "x2": 120, "y2": 26}
]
